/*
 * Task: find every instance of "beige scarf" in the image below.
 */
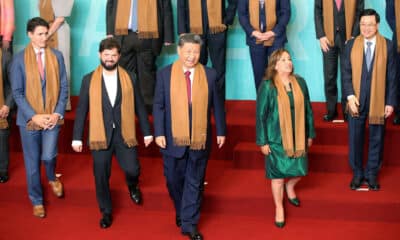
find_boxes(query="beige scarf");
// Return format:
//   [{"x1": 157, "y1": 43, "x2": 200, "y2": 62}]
[
  {"x1": 24, "y1": 44, "x2": 63, "y2": 130},
  {"x1": 89, "y1": 66, "x2": 137, "y2": 150},
  {"x1": 170, "y1": 60, "x2": 208, "y2": 150},
  {"x1": 275, "y1": 76, "x2": 305, "y2": 157},
  {"x1": 323, "y1": 0, "x2": 357, "y2": 45},
  {"x1": 39, "y1": 0, "x2": 58, "y2": 49},
  {"x1": 115, "y1": 0, "x2": 159, "y2": 39},
  {"x1": 350, "y1": 34, "x2": 387, "y2": 125},
  {"x1": 0, "y1": 49, "x2": 8, "y2": 129},
  {"x1": 188, "y1": 0, "x2": 227, "y2": 34},
  {"x1": 249, "y1": 0, "x2": 276, "y2": 46},
  {"x1": 395, "y1": 1, "x2": 400, "y2": 52}
]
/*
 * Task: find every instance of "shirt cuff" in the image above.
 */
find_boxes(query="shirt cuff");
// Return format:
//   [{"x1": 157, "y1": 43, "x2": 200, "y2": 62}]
[
  {"x1": 347, "y1": 95, "x2": 356, "y2": 100},
  {"x1": 72, "y1": 140, "x2": 82, "y2": 146},
  {"x1": 55, "y1": 112, "x2": 64, "y2": 120},
  {"x1": 144, "y1": 135, "x2": 153, "y2": 140}
]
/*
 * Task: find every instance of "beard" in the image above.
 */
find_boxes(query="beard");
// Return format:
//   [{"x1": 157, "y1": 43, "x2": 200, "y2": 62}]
[{"x1": 100, "y1": 60, "x2": 118, "y2": 71}]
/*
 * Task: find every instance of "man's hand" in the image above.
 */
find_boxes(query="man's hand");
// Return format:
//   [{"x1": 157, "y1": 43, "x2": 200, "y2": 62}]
[
  {"x1": 385, "y1": 105, "x2": 394, "y2": 118},
  {"x1": 260, "y1": 31, "x2": 275, "y2": 41},
  {"x1": 155, "y1": 136, "x2": 166, "y2": 149},
  {"x1": 72, "y1": 144, "x2": 83, "y2": 152},
  {"x1": 0, "y1": 105, "x2": 9, "y2": 118},
  {"x1": 347, "y1": 96, "x2": 360, "y2": 117},
  {"x1": 319, "y1": 36, "x2": 331, "y2": 52},
  {"x1": 31, "y1": 114, "x2": 51, "y2": 129},
  {"x1": 307, "y1": 138, "x2": 313, "y2": 148},
  {"x1": 251, "y1": 30, "x2": 263, "y2": 40},
  {"x1": 46, "y1": 113, "x2": 61, "y2": 129},
  {"x1": 260, "y1": 144, "x2": 271, "y2": 155},
  {"x1": 217, "y1": 136, "x2": 225, "y2": 148},
  {"x1": 144, "y1": 136, "x2": 153, "y2": 147}
]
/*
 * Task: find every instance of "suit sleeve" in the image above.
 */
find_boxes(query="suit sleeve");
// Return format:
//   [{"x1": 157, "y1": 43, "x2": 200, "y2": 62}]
[
  {"x1": 3, "y1": 51, "x2": 14, "y2": 109},
  {"x1": 153, "y1": 70, "x2": 166, "y2": 137},
  {"x1": 272, "y1": 0, "x2": 290, "y2": 37},
  {"x1": 10, "y1": 54, "x2": 36, "y2": 121},
  {"x1": 162, "y1": 0, "x2": 174, "y2": 43},
  {"x1": 351, "y1": 0, "x2": 364, "y2": 37},
  {"x1": 238, "y1": 0, "x2": 255, "y2": 38},
  {"x1": 224, "y1": 0, "x2": 238, "y2": 26},
  {"x1": 211, "y1": 70, "x2": 226, "y2": 136},
  {"x1": 72, "y1": 74, "x2": 90, "y2": 141},
  {"x1": 341, "y1": 40, "x2": 355, "y2": 98},
  {"x1": 385, "y1": 40, "x2": 397, "y2": 107},
  {"x1": 314, "y1": 0, "x2": 326, "y2": 39},
  {"x1": 131, "y1": 73, "x2": 151, "y2": 136},
  {"x1": 106, "y1": 0, "x2": 116, "y2": 35}
]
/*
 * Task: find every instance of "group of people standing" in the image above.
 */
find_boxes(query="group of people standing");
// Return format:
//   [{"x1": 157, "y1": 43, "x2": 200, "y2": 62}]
[{"x1": 0, "y1": 1, "x2": 399, "y2": 240}]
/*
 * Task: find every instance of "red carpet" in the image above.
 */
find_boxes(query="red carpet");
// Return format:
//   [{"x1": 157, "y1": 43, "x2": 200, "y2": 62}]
[{"x1": 1, "y1": 100, "x2": 400, "y2": 239}]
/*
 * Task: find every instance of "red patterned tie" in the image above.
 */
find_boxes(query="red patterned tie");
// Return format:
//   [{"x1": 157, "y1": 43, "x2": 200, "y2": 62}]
[
  {"x1": 335, "y1": 0, "x2": 342, "y2": 10},
  {"x1": 184, "y1": 71, "x2": 191, "y2": 103},
  {"x1": 37, "y1": 51, "x2": 45, "y2": 80}
]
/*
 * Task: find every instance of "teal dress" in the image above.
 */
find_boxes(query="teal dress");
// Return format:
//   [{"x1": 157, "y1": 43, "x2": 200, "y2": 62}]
[{"x1": 256, "y1": 76, "x2": 316, "y2": 179}]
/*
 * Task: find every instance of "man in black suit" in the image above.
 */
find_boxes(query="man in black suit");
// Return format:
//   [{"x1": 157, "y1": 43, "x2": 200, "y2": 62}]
[
  {"x1": 0, "y1": 48, "x2": 13, "y2": 183},
  {"x1": 315, "y1": 0, "x2": 364, "y2": 121},
  {"x1": 72, "y1": 38, "x2": 153, "y2": 228},
  {"x1": 342, "y1": 9, "x2": 397, "y2": 191},
  {"x1": 177, "y1": 0, "x2": 238, "y2": 99},
  {"x1": 386, "y1": 0, "x2": 400, "y2": 125},
  {"x1": 106, "y1": 0, "x2": 174, "y2": 112}
]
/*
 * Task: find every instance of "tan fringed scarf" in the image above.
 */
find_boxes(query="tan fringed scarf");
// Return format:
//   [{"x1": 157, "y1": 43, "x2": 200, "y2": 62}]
[
  {"x1": 170, "y1": 60, "x2": 208, "y2": 150},
  {"x1": 395, "y1": 1, "x2": 400, "y2": 52},
  {"x1": 39, "y1": 0, "x2": 58, "y2": 49},
  {"x1": 0, "y1": 49, "x2": 8, "y2": 129},
  {"x1": 24, "y1": 44, "x2": 63, "y2": 130},
  {"x1": 115, "y1": 0, "x2": 159, "y2": 39},
  {"x1": 89, "y1": 66, "x2": 137, "y2": 150},
  {"x1": 188, "y1": 0, "x2": 227, "y2": 34},
  {"x1": 249, "y1": 0, "x2": 276, "y2": 46},
  {"x1": 275, "y1": 76, "x2": 305, "y2": 157},
  {"x1": 323, "y1": 0, "x2": 356, "y2": 45},
  {"x1": 350, "y1": 34, "x2": 387, "y2": 125}
]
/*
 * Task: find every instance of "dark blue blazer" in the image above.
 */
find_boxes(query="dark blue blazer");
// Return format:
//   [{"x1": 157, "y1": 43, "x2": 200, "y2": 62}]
[
  {"x1": 342, "y1": 37, "x2": 397, "y2": 109},
  {"x1": 153, "y1": 64, "x2": 226, "y2": 158},
  {"x1": 386, "y1": 0, "x2": 398, "y2": 44},
  {"x1": 72, "y1": 69, "x2": 151, "y2": 148},
  {"x1": 238, "y1": 0, "x2": 291, "y2": 48},
  {"x1": 177, "y1": 0, "x2": 238, "y2": 34},
  {"x1": 10, "y1": 48, "x2": 68, "y2": 127}
]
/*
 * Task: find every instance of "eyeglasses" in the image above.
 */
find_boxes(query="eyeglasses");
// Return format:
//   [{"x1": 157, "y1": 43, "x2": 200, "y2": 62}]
[{"x1": 360, "y1": 23, "x2": 377, "y2": 28}]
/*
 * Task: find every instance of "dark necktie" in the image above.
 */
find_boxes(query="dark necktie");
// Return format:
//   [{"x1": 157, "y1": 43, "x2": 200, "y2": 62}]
[
  {"x1": 366, "y1": 41, "x2": 372, "y2": 71},
  {"x1": 185, "y1": 71, "x2": 191, "y2": 103}
]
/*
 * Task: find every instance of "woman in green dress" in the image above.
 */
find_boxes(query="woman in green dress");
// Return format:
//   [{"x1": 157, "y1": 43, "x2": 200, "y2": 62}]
[{"x1": 256, "y1": 49, "x2": 315, "y2": 228}]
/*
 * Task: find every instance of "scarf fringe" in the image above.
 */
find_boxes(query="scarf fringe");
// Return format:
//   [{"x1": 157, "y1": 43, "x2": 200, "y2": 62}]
[
  {"x1": 124, "y1": 138, "x2": 138, "y2": 148},
  {"x1": 0, "y1": 119, "x2": 8, "y2": 129},
  {"x1": 138, "y1": 31, "x2": 159, "y2": 39},
  {"x1": 190, "y1": 141, "x2": 206, "y2": 150},
  {"x1": 190, "y1": 27, "x2": 204, "y2": 35},
  {"x1": 285, "y1": 150, "x2": 306, "y2": 158},
  {"x1": 369, "y1": 116, "x2": 385, "y2": 125},
  {"x1": 89, "y1": 141, "x2": 108, "y2": 151},
  {"x1": 173, "y1": 137, "x2": 191, "y2": 147},
  {"x1": 209, "y1": 26, "x2": 227, "y2": 34},
  {"x1": 115, "y1": 29, "x2": 129, "y2": 36}
]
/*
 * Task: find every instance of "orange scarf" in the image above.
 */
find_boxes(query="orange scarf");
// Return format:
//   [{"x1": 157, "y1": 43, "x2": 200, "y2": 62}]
[
  {"x1": 89, "y1": 66, "x2": 137, "y2": 150},
  {"x1": 188, "y1": 0, "x2": 226, "y2": 34},
  {"x1": 350, "y1": 34, "x2": 387, "y2": 125},
  {"x1": 39, "y1": 0, "x2": 58, "y2": 48},
  {"x1": 395, "y1": 1, "x2": 400, "y2": 52},
  {"x1": 170, "y1": 60, "x2": 208, "y2": 150},
  {"x1": 275, "y1": 76, "x2": 305, "y2": 157}
]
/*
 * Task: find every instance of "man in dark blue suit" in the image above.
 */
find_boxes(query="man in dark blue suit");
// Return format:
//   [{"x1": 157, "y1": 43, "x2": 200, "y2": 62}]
[
  {"x1": 342, "y1": 9, "x2": 397, "y2": 191},
  {"x1": 10, "y1": 17, "x2": 68, "y2": 217},
  {"x1": 177, "y1": 0, "x2": 238, "y2": 99},
  {"x1": 238, "y1": 0, "x2": 290, "y2": 89},
  {"x1": 385, "y1": 0, "x2": 400, "y2": 125},
  {"x1": 153, "y1": 33, "x2": 226, "y2": 240},
  {"x1": 72, "y1": 38, "x2": 152, "y2": 228}
]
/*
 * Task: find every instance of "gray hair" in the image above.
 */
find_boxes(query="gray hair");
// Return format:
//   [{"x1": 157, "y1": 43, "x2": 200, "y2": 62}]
[{"x1": 177, "y1": 33, "x2": 203, "y2": 47}]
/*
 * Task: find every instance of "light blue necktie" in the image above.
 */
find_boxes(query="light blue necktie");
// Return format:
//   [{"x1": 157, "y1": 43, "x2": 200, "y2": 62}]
[
  {"x1": 366, "y1": 41, "x2": 372, "y2": 71},
  {"x1": 130, "y1": 0, "x2": 138, "y2": 31}
]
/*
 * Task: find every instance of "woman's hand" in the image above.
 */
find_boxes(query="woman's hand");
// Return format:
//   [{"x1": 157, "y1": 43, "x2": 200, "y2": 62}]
[{"x1": 260, "y1": 144, "x2": 271, "y2": 155}]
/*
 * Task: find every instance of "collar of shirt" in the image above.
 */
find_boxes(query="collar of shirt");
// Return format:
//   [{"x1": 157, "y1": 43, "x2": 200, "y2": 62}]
[
  {"x1": 33, "y1": 47, "x2": 46, "y2": 67},
  {"x1": 183, "y1": 67, "x2": 195, "y2": 83},
  {"x1": 364, "y1": 36, "x2": 377, "y2": 54}
]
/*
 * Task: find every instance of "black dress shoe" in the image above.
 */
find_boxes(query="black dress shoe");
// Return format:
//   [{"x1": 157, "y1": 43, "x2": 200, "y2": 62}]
[
  {"x1": 366, "y1": 178, "x2": 380, "y2": 191},
  {"x1": 183, "y1": 229, "x2": 203, "y2": 240},
  {"x1": 175, "y1": 215, "x2": 181, "y2": 227},
  {"x1": 0, "y1": 174, "x2": 9, "y2": 183},
  {"x1": 350, "y1": 176, "x2": 363, "y2": 190},
  {"x1": 323, "y1": 113, "x2": 337, "y2": 122},
  {"x1": 128, "y1": 185, "x2": 142, "y2": 204},
  {"x1": 393, "y1": 115, "x2": 400, "y2": 125},
  {"x1": 99, "y1": 213, "x2": 113, "y2": 229}
]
